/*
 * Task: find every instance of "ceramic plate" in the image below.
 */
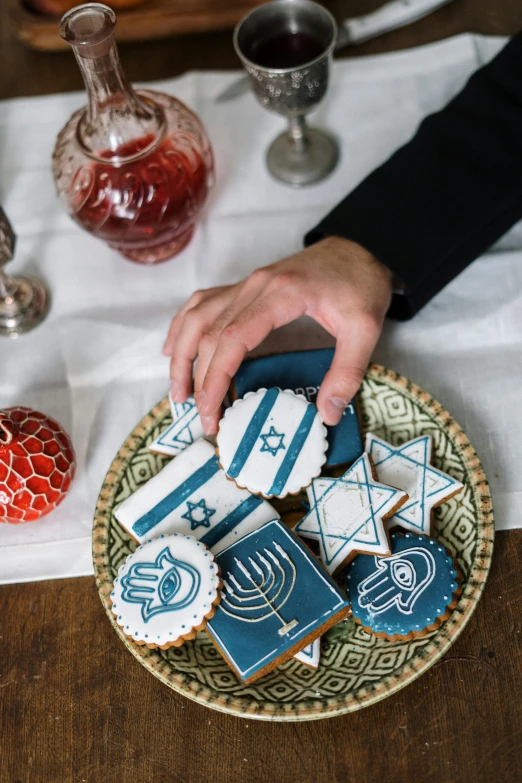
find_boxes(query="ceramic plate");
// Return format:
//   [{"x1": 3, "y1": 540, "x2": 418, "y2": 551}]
[{"x1": 93, "y1": 364, "x2": 494, "y2": 721}]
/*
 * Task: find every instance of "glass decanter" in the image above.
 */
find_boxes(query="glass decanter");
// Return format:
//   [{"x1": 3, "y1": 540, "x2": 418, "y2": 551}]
[{"x1": 52, "y1": 3, "x2": 214, "y2": 264}]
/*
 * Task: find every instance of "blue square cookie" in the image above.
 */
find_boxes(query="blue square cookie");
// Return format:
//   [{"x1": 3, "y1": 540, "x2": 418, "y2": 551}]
[
  {"x1": 205, "y1": 519, "x2": 349, "y2": 683},
  {"x1": 232, "y1": 348, "x2": 363, "y2": 467}
]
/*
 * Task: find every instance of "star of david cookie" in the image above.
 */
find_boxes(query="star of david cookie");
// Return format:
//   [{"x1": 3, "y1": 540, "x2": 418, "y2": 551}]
[
  {"x1": 293, "y1": 638, "x2": 321, "y2": 669},
  {"x1": 295, "y1": 452, "x2": 408, "y2": 574},
  {"x1": 216, "y1": 388, "x2": 328, "y2": 499},
  {"x1": 148, "y1": 394, "x2": 204, "y2": 457},
  {"x1": 110, "y1": 534, "x2": 221, "y2": 649},
  {"x1": 115, "y1": 438, "x2": 279, "y2": 554},
  {"x1": 347, "y1": 532, "x2": 461, "y2": 640},
  {"x1": 205, "y1": 519, "x2": 349, "y2": 683},
  {"x1": 365, "y1": 433, "x2": 464, "y2": 536}
]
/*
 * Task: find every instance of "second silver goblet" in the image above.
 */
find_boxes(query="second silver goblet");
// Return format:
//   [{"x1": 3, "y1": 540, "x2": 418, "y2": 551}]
[{"x1": 234, "y1": 0, "x2": 339, "y2": 187}]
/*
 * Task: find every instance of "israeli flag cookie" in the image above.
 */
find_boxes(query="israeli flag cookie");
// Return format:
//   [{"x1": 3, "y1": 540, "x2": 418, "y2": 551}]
[
  {"x1": 205, "y1": 519, "x2": 349, "y2": 683},
  {"x1": 148, "y1": 394, "x2": 204, "y2": 457},
  {"x1": 347, "y1": 532, "x2": 461, "y2": 640},
  {"x1": 295, "y1": 452, "x2": 408, "y2": 574},
  {"x1": 365, "y1": 433, "x2": 464, "y2": 536},
  {"x1": 232, "y1": 349, "x2": 363, "y2": 467},
  {"x1": 293, "y1": 638, "x2": 321, "y2": 669},
  {"x1": 115, "y1": 438, "x2": 279, "y2": 554},
  {"x1": 110, "y1": 534, "x2": 221, "y2": 649},
  {"x1": 217, "y1": 388, "x2": 328, "y2": 499}
]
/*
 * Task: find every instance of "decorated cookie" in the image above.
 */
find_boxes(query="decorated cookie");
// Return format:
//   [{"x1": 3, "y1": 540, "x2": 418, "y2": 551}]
[
  {"x1": 232, "y1": 349, "x2": 363, "y2": 467},
  {"x1": 148, "y1": 394, "x2": 204, "y2": 457},
  {"x1": 365, "y1": 433, "x2": 464, "y2": 536},
  {"x1": 347, "y1": 532, "x2": 461, "y2": 640},
  {"x1": 295, "y1": 452, "x2": 408, "y2": 574},
  {"x1": 110, "y1": 534, "x2": 221, "y2": 648},
  {"x1": 115, "y1": 438, "x2": 279, "y2": 554},
  {"x1": 217, "y1": 388, "x2": 328, "y2": 498},
  {"x1": 293, "y1": 638, "x2": 320, "y2": 669},
  {"x1": 205, "y1": 519, "x2": 349, "y2": 683}
]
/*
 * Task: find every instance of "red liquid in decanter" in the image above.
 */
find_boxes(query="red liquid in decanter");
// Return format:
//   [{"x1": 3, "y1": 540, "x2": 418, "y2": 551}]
[{"x1": 70, "y1": 133, "x2": 209, "y2": 263}]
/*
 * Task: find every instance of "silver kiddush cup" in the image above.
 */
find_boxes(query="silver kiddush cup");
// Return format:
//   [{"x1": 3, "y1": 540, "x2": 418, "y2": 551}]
[{"x1": 234, "y1": 0, "x2": 339, "y2": 187}]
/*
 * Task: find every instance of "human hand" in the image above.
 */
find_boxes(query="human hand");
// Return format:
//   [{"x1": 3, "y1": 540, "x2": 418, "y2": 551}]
[{"x1": 163, "y1": 236, "x2": 393, "y2": 434}]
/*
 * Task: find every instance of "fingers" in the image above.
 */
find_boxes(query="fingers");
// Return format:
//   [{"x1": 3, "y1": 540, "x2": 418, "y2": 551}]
[
  {"x1": 162, "y1": 286, "x2": 231, "y2": 358},
  {"x1": 167, "y1": 287, "x2": 237, "y2": 402},
  {"x1": 317, "y1": 315, "x2": 382, "y2": 426},
  {"x1": 199, "y1": 287, "x2": 306, "y2": 423}
]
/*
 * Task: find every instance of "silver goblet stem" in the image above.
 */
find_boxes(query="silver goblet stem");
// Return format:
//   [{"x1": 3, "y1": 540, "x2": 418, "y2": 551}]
[{"x1": 0, "y1": 207, "x2": 50, "y2": 338}]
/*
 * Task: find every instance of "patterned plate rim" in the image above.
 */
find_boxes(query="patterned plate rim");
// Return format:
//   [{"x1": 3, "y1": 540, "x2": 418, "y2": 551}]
[{"x1": 92, "y1": 364, "x2": 494, "y2": 721}]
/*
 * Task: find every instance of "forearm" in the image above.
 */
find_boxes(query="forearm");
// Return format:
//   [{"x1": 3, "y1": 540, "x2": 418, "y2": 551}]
[{"x1": 306, "y1": 33, "x2": 522, "y2": 319}]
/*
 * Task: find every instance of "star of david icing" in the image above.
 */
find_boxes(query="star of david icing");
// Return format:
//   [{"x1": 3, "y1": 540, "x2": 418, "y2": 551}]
[
  {"x1": 181, "y1": 498, "x2": 216, "y2": 530},
  {"x1": 365, "y1": 433, "x2": 464, "y2": 536},
  {"x1": 295, "y1": 453, "x2": 407, "y2": 574},
  {"x1": 259, "y1": 426, "x2": 286, "y2": 457}
]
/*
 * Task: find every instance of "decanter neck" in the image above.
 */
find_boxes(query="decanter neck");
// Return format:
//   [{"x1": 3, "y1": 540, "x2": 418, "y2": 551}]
[{"x1": 61, "y1": 4, "x2": 164, "y2": 159}]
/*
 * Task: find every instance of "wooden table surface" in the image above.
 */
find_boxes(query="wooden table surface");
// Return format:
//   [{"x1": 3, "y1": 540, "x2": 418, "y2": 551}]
[{"x1": 1, "y1": 2, "x2": 521, "y2": 782}]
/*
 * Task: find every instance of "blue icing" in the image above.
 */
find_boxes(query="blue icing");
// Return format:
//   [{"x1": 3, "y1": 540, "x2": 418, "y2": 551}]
[
  {"x1": 132, "y1": 454, "x2": 220, "y2": 537},
  {"x1": 347, "y1": 533, "x2": 459, "y2": 636},
  {"x1": 153, "y1": 397, "x2": 202, "y2": 454},
  {"x1": 233, "y1": 349, "x2": 362, "y2": 466},
  {"x1": 181, "y1": 498, "x2": 216, "y2": 530},
  {"x1": 260, "y1": 426, "x2": 286, "y2": 456},
  {"x1": 206, "y1": 519, "x2": 349, "y2": 681},
  {"x1": 120, "y1": 546, "x2": 201, "y2": 623}
]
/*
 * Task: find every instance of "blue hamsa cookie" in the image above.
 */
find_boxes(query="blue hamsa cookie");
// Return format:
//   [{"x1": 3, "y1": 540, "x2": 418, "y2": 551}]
[{"x1": 347, "y1": 532, "x2": 461, "y2": 639}]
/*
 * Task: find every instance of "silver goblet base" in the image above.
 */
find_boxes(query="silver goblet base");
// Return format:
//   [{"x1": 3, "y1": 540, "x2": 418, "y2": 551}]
[
  {"x1": 0, "y1": 275, "x2": 51, "y2": 338},
  {"x1": 267, "y1": 126, "x2": 339, "y2": 187}
]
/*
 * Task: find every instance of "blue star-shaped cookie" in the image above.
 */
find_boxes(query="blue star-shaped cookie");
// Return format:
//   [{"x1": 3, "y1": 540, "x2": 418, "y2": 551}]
[
  {"x1": 259, "y1": 426, "x2": 286, "y2": 457},
  {"x1": 295, "y1": 453, "x2": 407, "y2": 574},
  {"x1": 365, "y1": 433, "x2": 464, "y2": 536},
  {"x1": 181, "y1": 498, "x2": 216, "y2": 530}
]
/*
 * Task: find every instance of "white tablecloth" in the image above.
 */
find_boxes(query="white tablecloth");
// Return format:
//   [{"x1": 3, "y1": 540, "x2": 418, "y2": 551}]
[{"x1": 0, "y1": 33, "x2": 519, "y2": 584}]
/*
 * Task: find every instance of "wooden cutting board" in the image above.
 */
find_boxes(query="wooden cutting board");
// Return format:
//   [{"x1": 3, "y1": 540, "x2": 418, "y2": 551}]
[{"x1": 8, "y1": 0, "x2": 267, "y2": 51}]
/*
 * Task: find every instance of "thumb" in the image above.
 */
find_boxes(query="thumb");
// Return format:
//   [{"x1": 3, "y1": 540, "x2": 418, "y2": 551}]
[{"x1": 317, "y1": 317, "x2": 381, "y2": 425}]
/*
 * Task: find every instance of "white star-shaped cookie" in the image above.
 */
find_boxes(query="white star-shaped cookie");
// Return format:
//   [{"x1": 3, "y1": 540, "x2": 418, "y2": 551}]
[
  {"x1": 365, "y1": 433, "x2": 464, "y2": 536},
  {"x1": 295, "y1": 452, "x2": 407, "y2": 574}
]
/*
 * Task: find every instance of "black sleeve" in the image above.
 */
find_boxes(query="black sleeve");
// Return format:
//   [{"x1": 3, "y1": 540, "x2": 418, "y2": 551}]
[{"x1": 305, "y1": 33, "x2": 522, "y2": 320}]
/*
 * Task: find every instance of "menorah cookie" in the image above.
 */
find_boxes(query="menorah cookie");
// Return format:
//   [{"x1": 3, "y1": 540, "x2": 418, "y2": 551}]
[
  {"x1": 232, "y1": 349, "x2": 363, "y2": 467},
  {"x1": 110, "y1": 534, "x2": 221, "y2": 649},
  {"x1": 115, "y1": 438, "x2": 278, "y2": 554},
  {"x1": 217, "y1": 388, "x2": 328, "y2": 499},
  {"x1": 365, "y1": 433, "x2": 464, "y2": 536},
  {"x1": 148, "y1": 394, "x2": 204, "y2": 457},
  {"x1": 205, "y1": 519, "x2": 349, "y2": 683},
  {"x1": 347, "y1": 532, "x2": 461, "y2": 640},
  {"x1": 295, "y1": 452, "x2": 408, "y2": 574},
  {"x1": 294, "y1": 638, "x2": 321, "y2": 669}
]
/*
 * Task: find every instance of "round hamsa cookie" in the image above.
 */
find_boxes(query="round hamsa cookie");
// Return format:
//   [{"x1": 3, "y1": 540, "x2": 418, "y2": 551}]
[
  {"x1": 110, "y1": 534, "x2": 221, "y2": 649},
  {"x1": 216, "y1": 388, "x2": 328, "y2": 498},
  {"x1": 347, "y1": 532, "x2": 461, "y2": 640}
]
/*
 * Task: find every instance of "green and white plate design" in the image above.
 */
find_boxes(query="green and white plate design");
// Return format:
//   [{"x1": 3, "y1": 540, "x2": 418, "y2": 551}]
[{"x1": 93, "y1": 364, "x2": 494, "y2": 721}]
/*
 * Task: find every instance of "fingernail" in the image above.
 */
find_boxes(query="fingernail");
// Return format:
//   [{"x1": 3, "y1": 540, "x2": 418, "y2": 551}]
[
  {"x1": 197, "y1": 389, "x2": 209, "y2": 414},
  {"x1": 325, "y1": 397, "x2": 347, "y2": 425},
  {"x1": 170, "y1": 380, "x2": 182, "y2": 402},
  {"x1": 201, "y1": 415, "x2": 215, "y2": 435},
  {"x1": 162, "y1": 343, "x2": 170, "y2": 356}
]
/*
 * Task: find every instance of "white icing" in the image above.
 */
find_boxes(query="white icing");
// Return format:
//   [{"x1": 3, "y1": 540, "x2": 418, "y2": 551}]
[
  {"x1": 296, "y1": 452, "x2": 408, "y2": 574},
  {"x1": 116, "y1": 438, "x2": 279, "y2": 553},
  {"x1": 293, "y1": 638, "x2": 321, "y2": 669},
  {"x1": 110, "y1": 534, "x2": 220, "y2": 646},
  {"x1": 365, "y1": 433, "x2": 463, "y2": 536},
  {"x1": 148, "y1": 394, "x2": 204, "y2": 457},
  {"x1": 217, "y1": 388, "x2": 328, "y2": 498}
]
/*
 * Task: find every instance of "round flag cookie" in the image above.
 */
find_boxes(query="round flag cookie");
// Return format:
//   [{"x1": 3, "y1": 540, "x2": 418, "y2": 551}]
[
  {"x1": 110, "y1": 534, "x2": 221, "y2": 649},
  {"x1": 347, "y1": 532, "x2": 461, "y2": 641},
  {"x1": 216, "y1": 388, "x2": 328, "y2": 498}
]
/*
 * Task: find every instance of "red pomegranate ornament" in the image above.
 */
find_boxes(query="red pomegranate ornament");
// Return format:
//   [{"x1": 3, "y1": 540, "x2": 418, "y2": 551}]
[{"x1": 0, "y1": 407, "x2": 76, "y2": 524}]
